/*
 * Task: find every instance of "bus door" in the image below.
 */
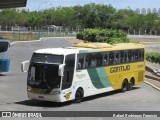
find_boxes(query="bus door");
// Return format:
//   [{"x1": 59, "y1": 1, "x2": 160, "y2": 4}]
[{"x1": 62, "y1": 54, "x2": 75, "y2": 90}]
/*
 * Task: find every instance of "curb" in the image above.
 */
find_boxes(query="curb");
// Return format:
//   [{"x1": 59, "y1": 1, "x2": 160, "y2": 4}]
[
  {"x1": 10, "y1": 37, "x2": 59, "y2": 45},
  {"x1": 144, "y1": 79, "x2": 160, "y2": 91},
  {"x1": 11, "y1": 39, "x2": 42, "y2": 45},
  {"x1": 10, "y1": 37, "x2": 75, "y2": 45}
]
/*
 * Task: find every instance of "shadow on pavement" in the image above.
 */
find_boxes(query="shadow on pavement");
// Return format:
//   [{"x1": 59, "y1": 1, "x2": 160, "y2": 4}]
[
  {"x1": 15, "y1": 100, "x2": 72, "y2": 108},
  {"x1": 83, "y1": 87, "x2": 140, "y2": 102},
  {"x1": 0, "y1": 74, "x2": 6, "y2": 76},
  {"x1": 14, "y1": 87, "x2": 140, "y2": 107}
]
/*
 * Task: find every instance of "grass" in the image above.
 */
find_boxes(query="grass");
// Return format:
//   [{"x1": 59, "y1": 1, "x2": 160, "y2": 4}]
[
  {"x1": 0, "y1": 32, "x2": 76, "y2": 42},
  {"x1": 0, "y1": 32, "x2": 38, "y2": 42}
]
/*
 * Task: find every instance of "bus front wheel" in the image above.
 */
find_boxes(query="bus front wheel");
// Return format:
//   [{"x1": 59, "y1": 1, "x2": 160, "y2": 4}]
[{"x1": 74, "y1": 88, "x2": 84, "y2": 103}]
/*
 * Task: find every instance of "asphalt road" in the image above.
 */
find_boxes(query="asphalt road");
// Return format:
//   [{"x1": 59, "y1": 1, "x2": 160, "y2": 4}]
[
  {"x1": 142, "y1": 42, "x2": 160, "y2": 52},
  {"x1": 0, "y1": 38, "x2": 160, "y2": 119}
]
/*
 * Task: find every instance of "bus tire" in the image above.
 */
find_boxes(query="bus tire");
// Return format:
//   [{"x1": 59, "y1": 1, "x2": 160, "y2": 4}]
[
  {"x1": 121, "y1": 80, "x2": 128, "y2": 92},
  {"x1": 128, "y1": 78, "x2": 134, "y2": 90},
  {"x1": 74, "y1": 88, "x2": 84, "y2": 103}
]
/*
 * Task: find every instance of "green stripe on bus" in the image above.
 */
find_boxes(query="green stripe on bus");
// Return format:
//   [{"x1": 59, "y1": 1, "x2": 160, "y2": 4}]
[
  {"x1": 87, "y1": 67, "x2": 111, "y2": 89},
  {"x1": 96, "y1": 67, "x2": 112, "y2": 88},
  {"x1": 87, "y1": 68, "x2": 104, "y2": 89}
]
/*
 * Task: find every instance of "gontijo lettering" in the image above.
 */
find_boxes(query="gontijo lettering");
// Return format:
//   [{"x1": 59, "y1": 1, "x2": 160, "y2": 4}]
[{"x1": 110, "y1": 65, "x2": 130, "y2": 73}]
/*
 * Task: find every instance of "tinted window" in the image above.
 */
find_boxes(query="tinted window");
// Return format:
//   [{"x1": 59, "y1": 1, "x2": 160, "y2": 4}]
[
  {"x1": 62, "y1": 54, "x2": 75, "y2": 90},
  {"x1": 31, "y1": 53, "x2": 63, "y2": 64},
  {"x1": 96, "y1": 53, "x2": 103, "y2": 67},
  {"x1": 109, "y1": 52, "x2": 114, "y2": 65},
  {"x1": 114, "y1": 52, "x2": 120, "y2": 64},
  {"x1": 134, "y1": 50, "x2": 138, "y2": 62},
  {"x1": 77, "y1": 48, "x2": 144, "y2": 69},
  {"x1": 65, "y1": 54, "x2": 75, "y2": 67},
  {"x1": 120, "y1": 51, "x2": 125, "y2": 63},
  {"x1": 103, "y1": 53, "x2": 109, "y2": 65},
  {"x1": 86, "y1": 54, "x2": 94, "y2": 68},
  {"x1": 138, "y1": 49, "x2": 144, "y2": 61},
  {"x1": 0, "y1": 42, "x2": 9, "y2": 52}
]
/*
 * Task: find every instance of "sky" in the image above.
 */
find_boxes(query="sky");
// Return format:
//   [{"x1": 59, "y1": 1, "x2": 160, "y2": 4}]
[{"x1": 26, "y1": 0, "x2": 160, "y2": 11}]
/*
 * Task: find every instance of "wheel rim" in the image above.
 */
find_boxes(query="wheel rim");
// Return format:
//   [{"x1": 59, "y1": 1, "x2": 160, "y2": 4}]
[{"x1": 129, "y1": 81, "x2": 133, "y2": 90}]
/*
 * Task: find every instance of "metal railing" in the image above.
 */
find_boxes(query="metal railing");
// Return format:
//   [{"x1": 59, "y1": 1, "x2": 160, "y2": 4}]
[{"x1": 0, "y1": 26, "x2": 160, "y2": 41}]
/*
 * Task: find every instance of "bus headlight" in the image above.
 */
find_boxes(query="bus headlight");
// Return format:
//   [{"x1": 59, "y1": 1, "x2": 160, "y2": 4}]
[{"x1": 27, "y1": 86, "x2": 32, "y2": 92}]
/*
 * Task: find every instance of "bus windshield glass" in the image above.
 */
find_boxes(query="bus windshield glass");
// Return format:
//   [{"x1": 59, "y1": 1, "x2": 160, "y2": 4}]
[
  {"x1": 28, "y1": 63, "x2": 61, "y2": 89},
  {"x1": 28, "y1": 54, "x2": 64, "y2": 90},
  {"x1": 0, "y1": 42, "x2": 9, "y2": 52},
  {"x1": 31, "y1": 53, "x2": 64, "y2": 64}
]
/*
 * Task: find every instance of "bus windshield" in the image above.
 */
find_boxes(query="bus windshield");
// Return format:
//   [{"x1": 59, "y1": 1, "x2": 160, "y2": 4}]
[
  {"x1": 27, "y1": 54, "x2": 64, "y2": 90},
  {"x1": 0, "y1": 42, "x2": 9, "y2": 52},
  {"x1": 28, "y1": 63, "x2": 61, "y2": 89}
]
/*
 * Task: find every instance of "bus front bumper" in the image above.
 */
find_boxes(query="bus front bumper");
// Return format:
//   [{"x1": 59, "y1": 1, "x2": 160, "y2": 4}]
[{"x1": 27, "y1": 91, "x2": 69, "y2": 102}]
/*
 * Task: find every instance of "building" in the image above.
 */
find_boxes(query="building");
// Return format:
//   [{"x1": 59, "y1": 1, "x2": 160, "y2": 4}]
[
  {"x1": 147, "y1": 8, "x2": 151, "y2": 14},
  {"x1": 141, "y1": 8, "x2": 146, "y2": 15},
  {"x1": 158, "y1": 8, "x2": 160, "y2": 16},
  {"x1": 16, "y1": 8, "x2": 30, "y2": 12},
  {"x1": 135, "y1": 8, "x2": 160, "y2": 15},
  {"x1": 152, "y1": 8, "x2": 157, "y2": 14},
  {"x1": 135, "y1": 8, "x2": 140, "y2": 14}
]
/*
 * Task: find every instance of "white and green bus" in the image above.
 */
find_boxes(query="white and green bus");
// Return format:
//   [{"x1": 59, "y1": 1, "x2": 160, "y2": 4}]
[{"x1": 22, "y1": 43, "x2": 145, "y2": 103}]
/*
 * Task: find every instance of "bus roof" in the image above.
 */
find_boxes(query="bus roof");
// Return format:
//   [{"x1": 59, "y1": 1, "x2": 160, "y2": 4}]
[
  {"x1": 35, "y1": 48, "x2": 78, "y2": 55},
  {"x1": 34, "y1": 43, "x2": 145, "y2": 55},
  {"x1": 74, "y1": 43, "x2": 145, "y2": 52}
]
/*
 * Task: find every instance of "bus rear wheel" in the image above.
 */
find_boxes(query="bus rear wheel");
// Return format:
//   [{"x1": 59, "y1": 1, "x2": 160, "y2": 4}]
[
  {"x1": 128, "y1": 79, "x2": 134, "y2": 90},
  {"x1": 121, "y1": 80, "x2": 128, "y2": 92},
  {"x1": 74, "y1": 88, "x2": 84, "y2": 103}
]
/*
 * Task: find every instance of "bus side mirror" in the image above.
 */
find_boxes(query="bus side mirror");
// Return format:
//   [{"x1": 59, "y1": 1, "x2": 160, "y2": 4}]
[
  {"x1": 59, "y1": 64, "x2": 65, "y2": 76},
  {"x1": 21, "y1": 60, "x2": 30, "y2": 72}
]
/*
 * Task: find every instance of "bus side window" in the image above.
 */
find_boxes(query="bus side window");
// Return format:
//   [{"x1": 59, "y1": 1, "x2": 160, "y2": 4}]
[
  {"x1": 78, "y1": 57, "x2": 84, "y2": 69},
  {"x1": 114, "y1": 52, "x2": 120, "y2": 64},
  {"x1": 138, "y1": 50, "x2": 141, "y2": 61},
  {"x1": 103, "y1": 53, "x2": 109, "y2": 66},
  {"x1": 90, "y1": 54, "x2": 97, "y2": 67},
  {"x1": 140, "y1": 49, "x2": 144, "y2": 61},
  {"x1": 77, "y1": 54, "x2": 85, "y2": 69},
  {"x1": 85, "y1": 54, "x2": 92, "y2": 68},
  {"x1": 131, "y1": 50, "x2": 135, "y2": 62},
  {"x1": 96, "y1": 53, "x2": 103, "y2": 67},
  {"x1": 128, "y1": 51, "x2": 132, "y2": 62},
  {"x1": 138, "y1": 49, "x2": 144, "y2": 61},
  {"x1": 134, "y1": 50, "x2": 138, "y2": 62},
  {"x1": 124, "y1": 52, "x2": 129, "y2": 63},
  {"x1": 109, "y1": 52, "x2": 114, "y2": 65},
  {"x1": 120, "y1": 51, "x2": 124, "y2": 63},
  {"x1": 62, "y1": 54, "x2": 75, "y2": 90}
]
